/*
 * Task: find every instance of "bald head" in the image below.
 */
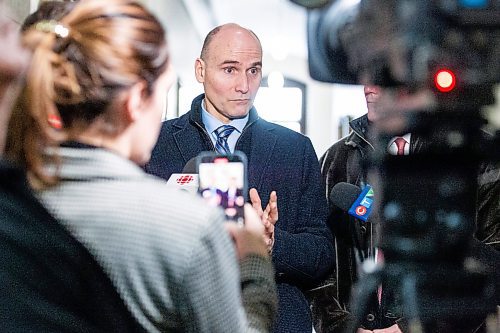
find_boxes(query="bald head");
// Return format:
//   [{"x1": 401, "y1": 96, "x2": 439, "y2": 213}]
[
  {"x1": 200, "y1": 23, "x2": 262, "y2": 61},
  {"x1": 194, "y1": 23, "x2": 263, "y2": 123}
]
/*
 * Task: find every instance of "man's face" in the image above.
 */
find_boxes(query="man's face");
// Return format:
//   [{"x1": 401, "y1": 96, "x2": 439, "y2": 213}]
[
  {"x1": 195, "y1": 25, "x2": 262, "y2": 124},
  {"x1": 364, "y1": 85, "x2": 382, "y2": 122}
]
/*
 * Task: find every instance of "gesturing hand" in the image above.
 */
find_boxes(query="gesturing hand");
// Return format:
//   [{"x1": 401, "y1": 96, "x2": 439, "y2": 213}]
[
  {"x1": 249, "y1": 188, "x2": 278, "y2": 253},
  {"x1": 225, "y1": 204, "x2": 268, "y2": 260}
]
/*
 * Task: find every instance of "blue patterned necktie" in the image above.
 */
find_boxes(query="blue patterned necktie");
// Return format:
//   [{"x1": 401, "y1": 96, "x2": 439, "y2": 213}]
[{"x1": 214, "y1": 125, "x2": 236, "y2": 154}]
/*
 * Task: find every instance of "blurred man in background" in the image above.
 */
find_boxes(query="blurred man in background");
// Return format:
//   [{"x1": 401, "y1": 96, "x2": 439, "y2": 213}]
[{"x1": 310, "y1": 85, "x2": 499, "y2": 333}]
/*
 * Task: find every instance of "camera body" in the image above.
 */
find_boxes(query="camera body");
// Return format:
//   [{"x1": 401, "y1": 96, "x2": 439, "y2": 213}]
[{"x1": 307, "y1": 0, "x2": 500, "y2": 92}]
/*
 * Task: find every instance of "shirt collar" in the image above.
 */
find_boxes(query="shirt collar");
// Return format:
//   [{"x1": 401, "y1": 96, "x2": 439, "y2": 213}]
[
  {"x1": 201, "y1": 98, "x2": 248, "y2": 135},
  {"x1": 387, "y1": 133, "x2": 412, "y2": 155},
  {"x1": 389, "y1": 133, "x2": 412, "y2": 144}
]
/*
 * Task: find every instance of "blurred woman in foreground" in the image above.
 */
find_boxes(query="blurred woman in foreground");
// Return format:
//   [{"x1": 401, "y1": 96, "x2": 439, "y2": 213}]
[{"x1": 7, "y1": 0, "x2": 276, "y2": 331}]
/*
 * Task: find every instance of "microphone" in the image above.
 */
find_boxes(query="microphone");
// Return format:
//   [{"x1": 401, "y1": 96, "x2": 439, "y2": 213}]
[
  {"x1": 165, "y1": 157, "x2": 199, "y2": 194},
  {"x1": 329, "y1": 182, "x2": 361, "y2": 211},
  {"x1": 289, "y1": 0, "x2": 331, "y2": 9},
  {"x1": 330, "y1": 182, "x2": 374, "y2": 222},
  {"x1": 329, "y1": 182, "x2": 375, "y2": 261},
  {"x1": 182, "y1": 156, "x2": 198, "y2": 173}
]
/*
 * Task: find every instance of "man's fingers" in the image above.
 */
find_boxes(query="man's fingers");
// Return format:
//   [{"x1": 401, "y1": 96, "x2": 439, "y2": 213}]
[
  {"x1": 270, "y1": 191, "x2": 277, "y2": 203},
  {"x1": 243, "y1": 204, "x2": 264, "y2": 234},
  {"x1": 268, "y1": 191, "x2": 278, "y2": 222},
  {"x1": 249, "y1": 188, "x2": 263, "y2": 215},
  {"x1": 264, "y1": 191, "x2": 277, "y2": 212}
]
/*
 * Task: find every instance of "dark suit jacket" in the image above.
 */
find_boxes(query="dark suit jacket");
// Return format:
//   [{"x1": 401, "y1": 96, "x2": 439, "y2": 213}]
[
  {"x1": 146, "y1": 93, "x2": 335, "y2": 333},
  {"x1": 0, "y1": 159, "x2": 144, "y2": 332}
]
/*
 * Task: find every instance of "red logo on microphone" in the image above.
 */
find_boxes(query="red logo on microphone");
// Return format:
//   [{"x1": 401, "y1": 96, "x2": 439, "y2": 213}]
[
  {"x1": 355, "y1": 206, "x2": 367, "y2": 216},
  {"x1": 176, "y1": 175, "x2": 194, "y2": 185}
]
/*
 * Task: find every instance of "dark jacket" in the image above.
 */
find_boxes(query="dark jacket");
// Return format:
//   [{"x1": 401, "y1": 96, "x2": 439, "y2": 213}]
[
  {"x1": 145, "y1": 93, "x2": 335, "y2": 333},
  {"x1": 476, "y1": 158, "x2": 500, "y2": 251},
  {"x1": 310, "y1": 114, "x2": 418, "y2": 332},
  {"x1": 0, "y1": 159, "x2": 144, "y2": 332},
  {"x1": 310, "y1": 114, "x2": 500, "y2": 333}
]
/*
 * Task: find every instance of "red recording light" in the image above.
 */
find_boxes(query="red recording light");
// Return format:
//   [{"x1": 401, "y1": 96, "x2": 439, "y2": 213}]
[
  {"x1": 434, "y1": 69, "x2": 456, "y2": 93},
  {"x1": 214, "y1": 157, "x2": 229, "y2": 163}
]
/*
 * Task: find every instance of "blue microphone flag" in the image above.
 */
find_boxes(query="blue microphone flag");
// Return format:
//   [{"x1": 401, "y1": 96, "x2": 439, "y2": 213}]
[{"x1": 348, "y1": 184, "x2": 374, "y2": 222}]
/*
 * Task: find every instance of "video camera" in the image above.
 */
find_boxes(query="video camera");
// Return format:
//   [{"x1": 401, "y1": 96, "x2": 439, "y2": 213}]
[
  {"x1": 292, "y1": 0, "x2": 499, "y2": 331},
  {"x1": 305, "y1": 0, "x2": 499, "y2": 91}
]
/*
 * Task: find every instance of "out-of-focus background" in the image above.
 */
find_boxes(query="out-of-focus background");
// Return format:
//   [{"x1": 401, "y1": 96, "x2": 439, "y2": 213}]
[{"x1": 6, "y1": 0, "x2": 499, "y2": 157}]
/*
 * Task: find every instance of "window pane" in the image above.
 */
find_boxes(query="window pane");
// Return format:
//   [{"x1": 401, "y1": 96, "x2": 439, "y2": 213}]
[{"x1": 254, "y1": 87, "x2": 302, "y2": 122}]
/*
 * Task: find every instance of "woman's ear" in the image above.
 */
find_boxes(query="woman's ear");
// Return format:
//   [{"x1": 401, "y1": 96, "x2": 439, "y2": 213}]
[{"x1": 124, "y1": 81, "x2": 148, "y2": 123}]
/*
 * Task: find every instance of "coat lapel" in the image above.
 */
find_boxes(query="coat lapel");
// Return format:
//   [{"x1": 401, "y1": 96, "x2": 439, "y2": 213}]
[
  {"x1": 244, "y1": 121, "x2": 278, "y2": 189},
  {"x1": 172, "y1": 94, "x2": 215, "y2": 165},
  {"x1": 173, "y1": 126, "x2": 206, "y2": 165}
]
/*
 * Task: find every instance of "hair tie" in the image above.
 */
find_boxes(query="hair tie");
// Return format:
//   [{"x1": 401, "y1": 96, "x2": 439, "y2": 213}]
[{"x1": 35, "y1": 20, "x2": 69, "y2": 39}]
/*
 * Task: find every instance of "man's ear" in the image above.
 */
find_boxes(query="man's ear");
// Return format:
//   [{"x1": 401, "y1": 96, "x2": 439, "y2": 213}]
[
  {"x1": 194, "y1": 58, "x2": 205, "y2": 83},
  {"x1": 124, "y1": 80, "x2": 148, "y2": 123}
]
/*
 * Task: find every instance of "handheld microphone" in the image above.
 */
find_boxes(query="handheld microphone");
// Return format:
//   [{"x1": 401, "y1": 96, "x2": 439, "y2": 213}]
[
  {"x1": 182, "y1": 156, "x2": 198, "y2": 173},
  {"x1": 330, "y1": 182, "x2": 374, "y2": 222},
  {"x1": 289, "y1": 0, "x2": 331, "y2": 9},
  {"x1": 329, "y1": 182, "x2": 375, "y2": 261},
  {"x1": 329, "y1": 182, "x2": 361, "y2": 212},
  {"x1": 165, "y1": 157, "x2": 199, "y2": 194}
]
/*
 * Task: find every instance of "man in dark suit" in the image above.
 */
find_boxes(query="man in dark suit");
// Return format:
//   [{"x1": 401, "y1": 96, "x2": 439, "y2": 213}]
[
  {"x1": 146, "y1": 23, "x2": 335, "y2": 333},
  {"x1": 0, "y1": 7, "x2": 143, "y2": 331}
]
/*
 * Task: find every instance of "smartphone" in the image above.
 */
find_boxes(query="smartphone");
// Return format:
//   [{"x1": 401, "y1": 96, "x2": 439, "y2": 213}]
[{"x1": 196, "y1": 151, "x2": 247, "y2": 225}]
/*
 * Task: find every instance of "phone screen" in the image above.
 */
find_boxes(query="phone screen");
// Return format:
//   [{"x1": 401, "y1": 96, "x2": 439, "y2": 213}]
[{"x1": 197, "y1": 153, "x2": 247, "y2": 225}]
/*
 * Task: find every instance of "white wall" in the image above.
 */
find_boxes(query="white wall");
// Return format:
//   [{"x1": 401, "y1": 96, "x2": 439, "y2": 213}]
[{"x1": 143, "y1": 0, "x2": 203, "y2": 87}]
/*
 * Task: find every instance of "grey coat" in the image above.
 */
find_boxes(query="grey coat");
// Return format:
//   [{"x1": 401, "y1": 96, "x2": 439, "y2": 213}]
[{"x1": 37, "y1": 145, "x2": 277, "y2": 333}]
